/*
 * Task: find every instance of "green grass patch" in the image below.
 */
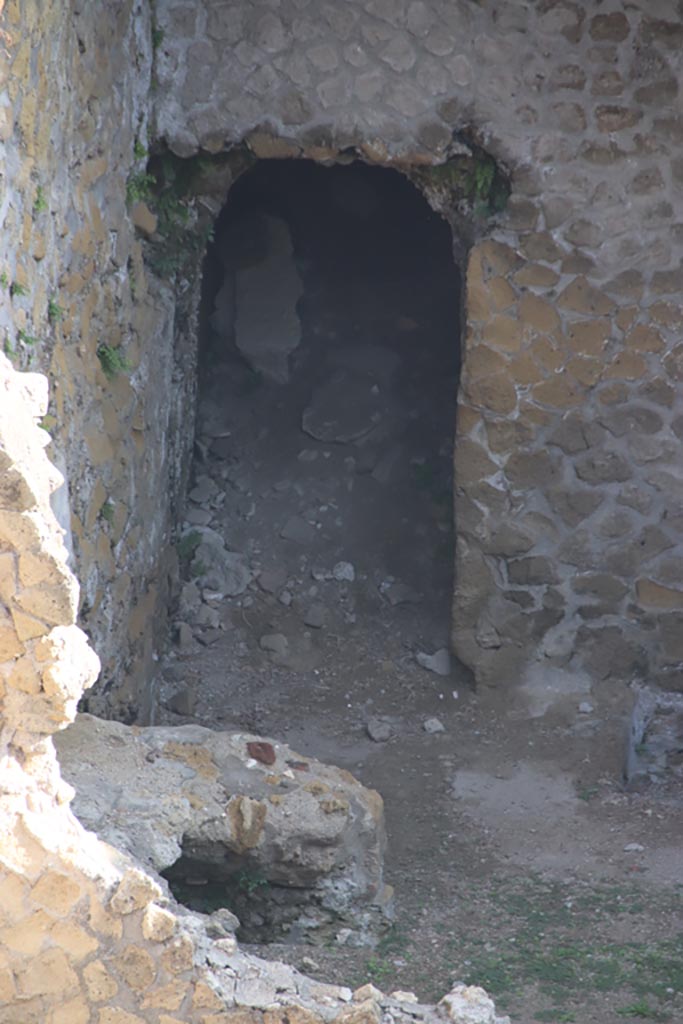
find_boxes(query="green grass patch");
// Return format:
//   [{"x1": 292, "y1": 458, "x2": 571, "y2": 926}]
[
  {"x1": 97, "y1": 344, "x2": 132, "y2": 379},
  {"x1": 535, "y1": 1011, "x2": 576, "y2": 1023},
  {"x1": 47, "y1": 297, "x2": 64, "y2": 323},
  {"x1": 617, "y1": 1000, "x2": 671, "y2": 1020},
  {"x1": 378, "y1": 876, "x2": 683, "y2": 1019},
  {"x1": 440, "y1": 876, "x2": 683, "y2": 1022},
  {"x1": 99, "y1": 501, "x2": 115, "y2": 524},
  {"x1": 126, "y1": 171, "x2": 156, "y2": 206},
  {"x1": 33, "y1": 184, "x2": 48, "y2": 214},
  {"x1": 17, "y1": 329, "x2": 39, "y2": 346},
  {"x1": 39, "y1": 414, "x2": 57, "y2": 433},
  {"x1": 177, "y1": 530, "x2": 203, "y2": 576}
]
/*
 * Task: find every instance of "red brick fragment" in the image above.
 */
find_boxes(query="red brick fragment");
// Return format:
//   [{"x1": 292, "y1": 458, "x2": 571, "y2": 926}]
[{"x1": 247, "y1": 741, "x2": 276, "y2": 765}]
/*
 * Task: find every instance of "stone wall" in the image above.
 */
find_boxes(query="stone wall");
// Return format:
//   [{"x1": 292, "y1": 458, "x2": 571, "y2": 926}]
[
  {"x1": 155, "y1": 0, "x2": 683, "y2": 694},
  {"x1": 4, "y1": 0, "x2": 683, "y2": 715},
  {"x1": 1, "y1": 0, "x2": 190, "y2": 718}
]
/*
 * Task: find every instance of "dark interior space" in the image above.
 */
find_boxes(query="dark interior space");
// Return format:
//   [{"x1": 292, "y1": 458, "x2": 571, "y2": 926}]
[
  {"x1": 165, "y1": 154, "x2": 462, "y2": 756},
  {"x1": 199, "y1": 158, "x2": 459, "y2": 380},
  {"x1": 195, "y1": 157, "x2": 461, "y2": 631},
  {"x1": 170, "y1": 158, "x2": 462, "y2": 738},
  {"x1": 161, "y1": 847, "x2": 323, "y2": 946}
]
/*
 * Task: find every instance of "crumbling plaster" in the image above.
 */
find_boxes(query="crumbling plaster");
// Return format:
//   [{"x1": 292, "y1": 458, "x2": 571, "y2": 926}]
[{"x1": 1, "y1": 0, "x2": 189, "y2": 718}]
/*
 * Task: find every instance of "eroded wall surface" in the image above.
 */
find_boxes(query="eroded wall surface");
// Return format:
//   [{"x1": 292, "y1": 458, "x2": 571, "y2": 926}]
[
  {"x1": 155, "y1": 0, "x2": 683, "y2": 692},
  {"x1": 1, "y1": 0, "x2": 188, "y2": 717}
]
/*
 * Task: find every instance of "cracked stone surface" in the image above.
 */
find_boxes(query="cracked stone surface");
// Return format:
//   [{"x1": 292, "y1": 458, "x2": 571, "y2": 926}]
[{"x1": 56, "y1": 714, "x2": 391, "y2": 945}]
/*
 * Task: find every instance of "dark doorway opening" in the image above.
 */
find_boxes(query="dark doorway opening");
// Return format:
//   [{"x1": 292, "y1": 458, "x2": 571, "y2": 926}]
[{"x1": 164, "y1": 155, "x2": 461, "y2": 762}]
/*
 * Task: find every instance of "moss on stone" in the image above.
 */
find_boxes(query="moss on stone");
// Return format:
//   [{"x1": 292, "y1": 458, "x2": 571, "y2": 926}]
[
  {"x1": 141, "y1": 150, "x2": 247, "y2": 278},
  {"x1": 412, "y1": 148, "x2": 510, "y2": 220}
]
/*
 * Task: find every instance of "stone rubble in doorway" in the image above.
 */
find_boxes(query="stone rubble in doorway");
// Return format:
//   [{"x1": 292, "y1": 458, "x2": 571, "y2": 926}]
[
  {"x1": 440, "y1": 985, "x2": 509, "y2": 1024},
  {"x1": 170, "y1": 316, "x2": 455, "y2": 679},
  {"x1": 185, "y1": 505, "x2": 213, "y2": 526},
  {"x1": 259, "y1": 631, "x2": 289, "y2": 657},
  {"x1": 366, "y1": 717, "x2": 394, "y2": 743},
  {"x1": 189, "y1": 474, "x2": 220, "y2": 504},
  {"x1": 183, "y1": 526, "x2": 254, "y2": 597},
  {"x1": 281, "y1": 514, "x2": 320, "y2": 544},
  {"x1": 423, "y1": 716, "x2": 446, "y2": 734},
  {"x1": 416, "y1": 647, "x2": 451, "y2": 676},
  {"x1": 302, "y1": 369, "x2": 395, "y2": 445}
]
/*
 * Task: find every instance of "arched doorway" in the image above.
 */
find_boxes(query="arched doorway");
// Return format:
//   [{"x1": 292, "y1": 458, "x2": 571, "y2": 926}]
[{"x1": 163, "y1": 157, "x2": 461, "y2": 752}]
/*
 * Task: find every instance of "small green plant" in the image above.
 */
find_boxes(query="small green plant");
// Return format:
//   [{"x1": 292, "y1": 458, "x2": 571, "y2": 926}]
[
  {"x1": 10, "y1": 281, "x2": 27, "y2": 298},
  {"x1": 177, "y1": 530, "x2": 202, "y2": 568},
  {"x1": 99, "y1": 500, "x2": 115, "y2": 524},
  {"x1": 236, "y1": 870, "x2": 269, "y2": 896},
  {"x1": 143, "y1": 151, "x2": 223, "y2": 278},
  {"x1": 126, "y1": 171, "x2": 156, "y2": 206},
  {"x1": 417, "y1": 143, "x2": 511, "y2": 218},
  {"x1": 17, "y1": 329, "x2": 39, "y2": 346},
  {"x1": 0, "y1": 271, "x2": 8, "y2": 289},
  {"x1": 47, "y1": 297, "x2": 64, "y2": 323},
  {"x1": 151, "y1": 26, "x2": 164, "y2": 49},
  {"x1": 97, "y1": 344, "x2": 132, "y2": 379},
  {"x1": 617, "y1": 1002, "x2": 670, "y2": 1020},
  {"x1": 364, "y1": 955, "x2": 394, "y2": 984},
  {"x1": 39, "y1": 413, "x2": 57, "y2": 433},
  {"x1": 133, "y1": 138, "x2": 148, "y2": 160},
  {"x1": 473, "y1": 156, "x2": 495, "y2": 200},
  {"x1": 33, "y1": 185, "x2": 48, "y2": 214}
]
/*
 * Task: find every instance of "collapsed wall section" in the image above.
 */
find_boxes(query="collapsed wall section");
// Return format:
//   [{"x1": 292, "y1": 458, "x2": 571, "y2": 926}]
[{"x1": 56, "y1": 714, "x2": 392, "y2": 947}]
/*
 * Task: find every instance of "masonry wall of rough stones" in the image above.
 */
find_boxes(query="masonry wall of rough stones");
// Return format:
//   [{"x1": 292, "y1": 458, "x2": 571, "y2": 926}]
[
  {"x1": 155, "y1": 0, "x2": 683, "y2": 693},
  {"x1": 1, "y1": 0, "x2": 191, "y2": 718}
]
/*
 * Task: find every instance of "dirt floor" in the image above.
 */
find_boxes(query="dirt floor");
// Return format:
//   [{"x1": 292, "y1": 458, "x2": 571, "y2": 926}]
[{"x1": 156, "y1": 162, "x2": 683, "y2": 1024}]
